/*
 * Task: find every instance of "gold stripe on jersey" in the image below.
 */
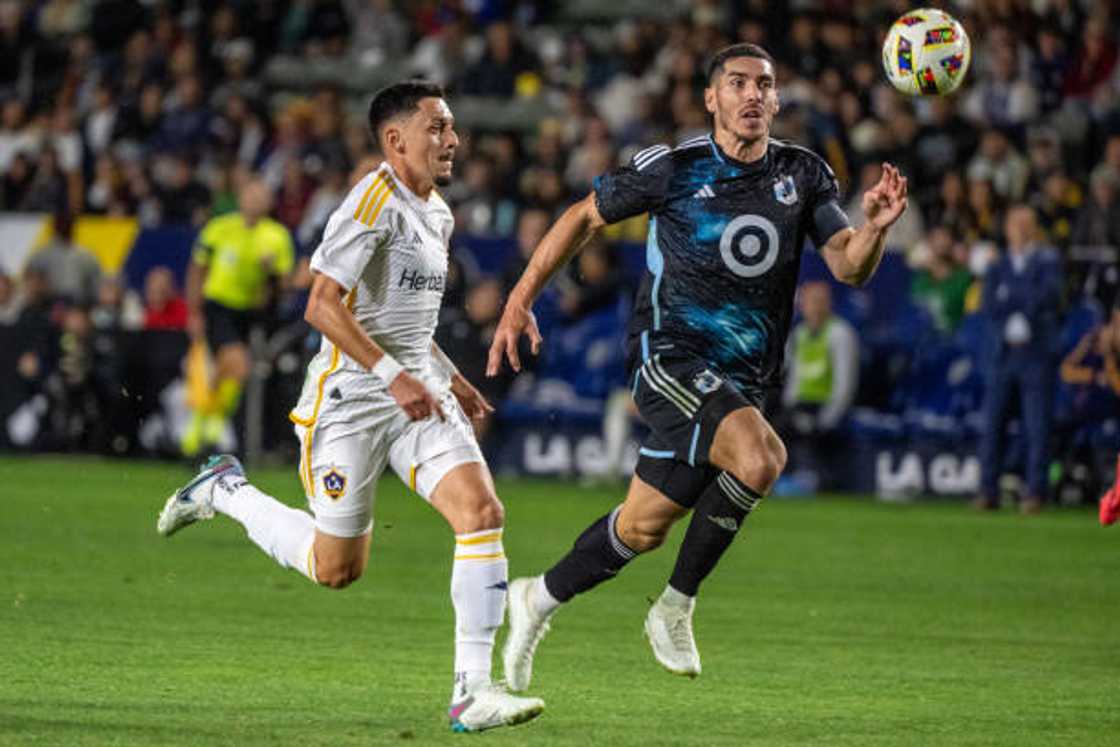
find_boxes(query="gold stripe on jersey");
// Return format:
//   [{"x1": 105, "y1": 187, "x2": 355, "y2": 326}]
[
  {"x1": 454, "y1": 552, "x2": 506, "y2": 561},
  {"x1": 456, "y1": 531, "x2": 503, "y2": 546},
  {"x1": 361, "y1": 177, "x2": 394, "y2": 226},
  {"x1": 352, "y1": 176, "x2": 382, "y2": 221},
  {"x1": 289, "y1": 290, "x2": 356, "y2": 496},
  {"x1": 409, "y1": 464, "x2": 417, "y2": 492},
  {"x1": 358, "y1": 176, "x2": 390, "y2": 224}
]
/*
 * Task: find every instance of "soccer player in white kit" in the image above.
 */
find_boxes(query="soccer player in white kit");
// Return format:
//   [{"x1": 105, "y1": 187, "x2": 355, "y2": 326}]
[{"x1": 156, "y1": 80, "x2": 544, "y2": 733}]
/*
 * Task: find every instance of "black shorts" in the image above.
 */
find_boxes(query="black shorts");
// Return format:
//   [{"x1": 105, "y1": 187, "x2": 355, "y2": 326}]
[
  {"x1": 631, "y1": 350, "x2": 765, "y2": 508},
  {"x1": 203, "y1": 300, "x2": 257, "y2": 352}
]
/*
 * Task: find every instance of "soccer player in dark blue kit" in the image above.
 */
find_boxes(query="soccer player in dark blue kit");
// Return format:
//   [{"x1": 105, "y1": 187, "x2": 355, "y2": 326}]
[{"x1": 487, "y1": 44, "x2": 909, "y2": 688}]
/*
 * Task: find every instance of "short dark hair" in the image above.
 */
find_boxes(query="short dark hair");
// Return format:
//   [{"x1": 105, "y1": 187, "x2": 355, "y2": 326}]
[
  {"x1": 705, "y1": 43, "x2": 775, "y2": 83},
  {"x1": 367, "y1": 79, "x2": 446, "y2": 144}
]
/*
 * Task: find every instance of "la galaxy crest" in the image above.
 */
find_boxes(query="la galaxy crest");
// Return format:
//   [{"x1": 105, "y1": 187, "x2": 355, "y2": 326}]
[
  {"x1": 322, "y1": 468, "x2": 346, "y2": 499},
  {"x1": 773, "y1": 175, "x2": 798, "y2": 206}
]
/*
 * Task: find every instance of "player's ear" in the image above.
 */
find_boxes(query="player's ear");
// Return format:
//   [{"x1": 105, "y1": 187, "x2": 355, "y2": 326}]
[
  {"x1": 384, "y1": 124, "x2": 405, "y2": 155},
  {"x1": 704, "y1": 85, "x2": 717, "y2": 116}
]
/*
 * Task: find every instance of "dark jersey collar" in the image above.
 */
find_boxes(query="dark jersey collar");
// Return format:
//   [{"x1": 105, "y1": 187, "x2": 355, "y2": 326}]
[{"x1": 706, "y1": 133, "x2": 771, "y2": 175}]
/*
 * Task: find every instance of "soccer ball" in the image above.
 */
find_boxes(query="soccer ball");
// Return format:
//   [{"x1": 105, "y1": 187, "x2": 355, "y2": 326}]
[{"x1": 882, "y1": 8, "x2": 971, "y2": 96}]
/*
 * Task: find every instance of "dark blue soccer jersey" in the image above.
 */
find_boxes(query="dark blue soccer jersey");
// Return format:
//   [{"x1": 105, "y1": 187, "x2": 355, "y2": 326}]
[{"x1": 593, "y1": 134, "x2": 850, "y2": 392}]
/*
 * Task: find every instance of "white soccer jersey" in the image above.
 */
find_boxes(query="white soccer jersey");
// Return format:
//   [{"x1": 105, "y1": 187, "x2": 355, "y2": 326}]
[
  {"x1": 288, "y1": 163, "x2": 481, "y2": 520},
  {"x1": 308, "y1": 162, "x2": 454, "y2": 378}
]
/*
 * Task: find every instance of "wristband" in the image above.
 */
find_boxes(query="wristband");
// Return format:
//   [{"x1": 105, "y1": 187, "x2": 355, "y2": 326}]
[{"x1": 371, "y1": 353, "x2": 403, "y2": 386}]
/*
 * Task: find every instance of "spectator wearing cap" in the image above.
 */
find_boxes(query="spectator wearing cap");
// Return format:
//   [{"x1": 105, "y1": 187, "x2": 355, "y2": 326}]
[{"x1": 976, "y1": 205, "x2": 1064, "y2": 513}]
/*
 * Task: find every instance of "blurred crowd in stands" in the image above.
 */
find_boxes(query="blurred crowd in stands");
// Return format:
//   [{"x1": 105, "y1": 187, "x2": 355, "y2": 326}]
[{"x1": 1, "y1": 0, "x2": 1119, "y2": 499}]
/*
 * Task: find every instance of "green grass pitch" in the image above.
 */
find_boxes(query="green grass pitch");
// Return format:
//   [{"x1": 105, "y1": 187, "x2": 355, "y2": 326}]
[{"x1": 1, "y1": 454, "x2": 1118, "y2": 746}]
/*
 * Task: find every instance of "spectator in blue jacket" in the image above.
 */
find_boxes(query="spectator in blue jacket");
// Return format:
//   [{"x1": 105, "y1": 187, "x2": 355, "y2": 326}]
[{"x1": 976, "y1": 205, "x2": 1064, "y2": 513}]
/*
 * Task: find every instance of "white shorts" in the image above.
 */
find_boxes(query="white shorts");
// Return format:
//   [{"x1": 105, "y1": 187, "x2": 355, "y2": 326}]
[{"x1": 290, "y1": 369, "x2": 484, "y2": 538}]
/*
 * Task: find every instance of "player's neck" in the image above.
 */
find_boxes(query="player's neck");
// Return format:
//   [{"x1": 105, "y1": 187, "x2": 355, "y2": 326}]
[
  {"x1": 713, "y1": 129, "x2": 768, "y2": 165},
  {"x1": 388, "y1": 159, "x2": 433, "y2": 200}
]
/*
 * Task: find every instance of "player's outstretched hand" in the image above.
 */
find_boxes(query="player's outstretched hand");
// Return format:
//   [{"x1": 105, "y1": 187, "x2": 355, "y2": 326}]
[
  {"x1": 862, "y1": 162, "x2": 909, "y2": 231},
  {"x1": 486, "y1": 301, "x2": 542, "y2": 376},
  {"x1": 451, "y1": 374, "x2": 495, "y2": 421},
  {"x1": 388, "y1": 371, "x2": 446, "y2": 421}
]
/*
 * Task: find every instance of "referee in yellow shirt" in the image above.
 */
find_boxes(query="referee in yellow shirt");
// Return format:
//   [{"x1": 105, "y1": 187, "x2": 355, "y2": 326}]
[{"x1": 184, "y1": 178, "x2": 295, "y2": 456}]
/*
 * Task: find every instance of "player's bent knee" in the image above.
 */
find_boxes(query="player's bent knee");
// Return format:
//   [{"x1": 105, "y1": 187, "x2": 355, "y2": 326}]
[
  {"x1": 731, "y1": 447, "x2": 785, "y2": 493},
  {"x1": 455, "y1": 497, "x2": 504, "y2": 533},
  {"x1": 617, "y1": 518, "x2": 668, "y2": 553},
  {"x1": 477, "y1": 498, "x2": 504, "y2": 529},
  {"x1": 772, "y1": 438, "x2": 789, "y2": 474}
]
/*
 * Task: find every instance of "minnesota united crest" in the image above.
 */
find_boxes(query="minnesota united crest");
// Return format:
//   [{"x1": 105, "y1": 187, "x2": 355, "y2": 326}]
[
  {"x1": 773, "y1": 174, "x2": 798, "y2": 206},
  {"x1": 322, "y1": 468, "x2": 347, "y2": 499},
  {"x1": 693, "y1": 369, "x2": 722, "y2": 395}
]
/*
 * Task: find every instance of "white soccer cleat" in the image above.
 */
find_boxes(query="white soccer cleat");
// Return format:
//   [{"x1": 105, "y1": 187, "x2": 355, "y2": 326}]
[
  {"x1": 502, "y1": 577, "x2": 554, "y2": 692},
  {"x1": 644, "y1": 596, "x2": 701, "y2": 678},
  {"x1": 156, "y1": 454, "x2": 244, "y2": 537},
  {"x1": 448, "y1": 682, "x2": 544, "y2": 733}
]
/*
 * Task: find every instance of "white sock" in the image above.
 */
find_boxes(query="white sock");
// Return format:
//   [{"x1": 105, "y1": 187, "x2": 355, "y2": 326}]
[
  {"x1": 450, "y1": 528, "x2": 507, "y2": 697},
  {"x1": 531, "y1": 574, "x2": 561, "y2": 618},
  {"x1": 660, "y1": 584, "x2": 696, "y2": 610},
  {"x1": 213, "y1": 475, "x2": 318, "y2": 582}
]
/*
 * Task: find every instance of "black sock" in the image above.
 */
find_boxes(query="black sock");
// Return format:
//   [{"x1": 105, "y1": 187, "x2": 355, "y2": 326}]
[
  {"x1": 668, "y1": 472, "x2": 762, "y2": 597},
  {"x1": 543, "y1": 506, "x2": 636, "y2": 602}
]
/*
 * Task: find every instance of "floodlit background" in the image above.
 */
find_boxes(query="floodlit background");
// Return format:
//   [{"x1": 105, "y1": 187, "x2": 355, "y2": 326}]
[{"x1": 1, "y1": 0, "x2": 1119, "y2": 501}]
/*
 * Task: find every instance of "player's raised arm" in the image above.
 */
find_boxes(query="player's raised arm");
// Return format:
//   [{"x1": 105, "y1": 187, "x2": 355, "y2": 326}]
[
  {"x1": 819, "y1": 162, "x2": 908, "y2": 287},
  {"x1": 486, "y1": 193, "x2": 607, "y2": 375}
]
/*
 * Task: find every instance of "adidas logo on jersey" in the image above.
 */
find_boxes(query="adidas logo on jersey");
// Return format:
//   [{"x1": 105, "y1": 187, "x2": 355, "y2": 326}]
[{"x1": 693, "y1": 185, "x2": 716, "y2": 199}]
